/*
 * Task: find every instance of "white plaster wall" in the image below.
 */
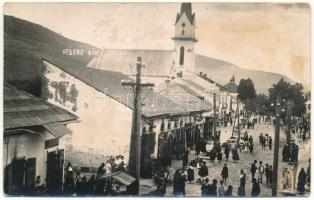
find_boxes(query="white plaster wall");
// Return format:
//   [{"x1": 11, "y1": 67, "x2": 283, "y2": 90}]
[
  {"x1": 43, "y1": 61, "x2": 133, "y2": 162},
  {"x1": 3, "y1": 130, "x2": 64, "y2": 180}
]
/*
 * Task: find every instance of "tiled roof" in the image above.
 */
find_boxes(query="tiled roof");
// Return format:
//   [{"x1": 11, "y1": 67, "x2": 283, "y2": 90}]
[
  {"x1": 181, "y1": 78, "x2": 206, "y2": 92},
  {"x1": 196, "y1": 74, "x2": 230, "y2": 92},
  {"x1": 224, "y1": 82, "x2": 238, "y2": 93},
  {"x1": 158, "y1": 84, "x2": 211, "y2": 113},
  {"x1": 4, "y1": 83, "x2": 78, "y2": 129},
  {"x1": 43, "y1": 59, "x2": 204, "y2": 118}
]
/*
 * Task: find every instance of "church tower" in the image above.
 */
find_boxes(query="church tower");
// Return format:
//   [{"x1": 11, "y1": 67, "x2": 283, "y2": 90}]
[{"x1": 171, "y1": 3, "x2": 197, "y2": 78}]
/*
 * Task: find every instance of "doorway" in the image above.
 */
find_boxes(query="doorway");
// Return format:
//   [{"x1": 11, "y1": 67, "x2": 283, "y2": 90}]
[{"x1": 46, "y1": 149, "x2": 64, "y2": 194}]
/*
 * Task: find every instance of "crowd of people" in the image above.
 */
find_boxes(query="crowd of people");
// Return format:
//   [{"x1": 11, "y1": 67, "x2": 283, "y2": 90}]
[{"x1": 61, "y1": 155, "x2": 126, "y2": 196}]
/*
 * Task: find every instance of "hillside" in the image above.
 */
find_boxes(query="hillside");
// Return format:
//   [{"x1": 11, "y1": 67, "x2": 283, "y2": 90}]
[
  {"x1": 4, "y1": 15, "x2": 293, "y2": 95},
  {"x1": 4, "y1": 15, "x2": 98, "y2": 96}
]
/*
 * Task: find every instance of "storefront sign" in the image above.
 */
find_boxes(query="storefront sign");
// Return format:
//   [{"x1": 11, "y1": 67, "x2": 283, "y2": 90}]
[{"x1": 45, "y1": 138, "x2": 59, "y2": 149}]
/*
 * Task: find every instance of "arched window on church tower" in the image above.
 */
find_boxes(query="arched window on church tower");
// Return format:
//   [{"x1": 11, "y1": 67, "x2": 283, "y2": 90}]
[{"x1": 179, "y1": 46, "x2": 184, "y2": 65}]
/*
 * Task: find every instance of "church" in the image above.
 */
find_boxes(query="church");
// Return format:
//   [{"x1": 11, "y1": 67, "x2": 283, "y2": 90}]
[{"x1": 41, "y1": 2, "x2": 241, "y2": 177}]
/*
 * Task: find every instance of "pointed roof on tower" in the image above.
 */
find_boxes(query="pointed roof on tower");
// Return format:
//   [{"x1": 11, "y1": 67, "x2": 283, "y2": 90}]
[{"x1": 175, "y1": 3, "x2": 195, "y2": 25}]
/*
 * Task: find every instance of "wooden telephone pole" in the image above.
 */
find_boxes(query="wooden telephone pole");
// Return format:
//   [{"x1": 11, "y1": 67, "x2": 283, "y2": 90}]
[
  {"x1": 272, "y1": 96, "x2": 281, "y2": 196},
  {"x1": 121, "y1": 57, "x2": 154, "y2": 195},
  {"x1": 237, "y1": 97, "x2": 240, "y2": 139},
  {"x1": 213, "y1": 93, "x2": 217, "y2": 138},
  {"x1": 286, "y1": 101, "x2": 292, "y2": 153}
]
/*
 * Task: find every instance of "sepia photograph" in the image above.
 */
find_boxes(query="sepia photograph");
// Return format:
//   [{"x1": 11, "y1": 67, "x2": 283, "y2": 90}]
[{"x1": 2, "y1": 1, "x2": 311, "y2": 197}]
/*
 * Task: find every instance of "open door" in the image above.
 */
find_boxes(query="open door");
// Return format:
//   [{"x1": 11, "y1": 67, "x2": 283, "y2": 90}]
[
  {"x1": 4, "y1": 158, "x2": 26, "y2": 195},
  {"x1": 46, "y1": 149, "x2": 64, "y2": 195},
  {"x1": 25, "y1": 158, "x2": 36, "y2": 194}
]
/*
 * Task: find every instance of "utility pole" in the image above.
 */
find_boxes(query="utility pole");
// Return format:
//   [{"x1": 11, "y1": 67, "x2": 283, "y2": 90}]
[
  {"x1": 213, "y1": 93, "x2": 217, "y2": 138},
  {"x1": 121, "y1": 57, "x2": 154, "y2": 195},
  {"x1": 272, "y1": 96, "x2": 281, "y2": 196},
  {"x1": 286, "y1": 101, "x2": 292, "y2": 154},
  {"x1": 237, "y1": 96, "x2": 240, "y2": 139}
]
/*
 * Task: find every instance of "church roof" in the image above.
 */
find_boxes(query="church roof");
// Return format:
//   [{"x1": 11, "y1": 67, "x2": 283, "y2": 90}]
[{"x1": 175, "y1": 3, "x2": 195, "y2": 25}]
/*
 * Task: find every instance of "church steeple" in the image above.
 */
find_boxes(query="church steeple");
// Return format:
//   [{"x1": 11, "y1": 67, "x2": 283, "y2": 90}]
[
  {"x1": 171, "y1": 3, "x2": 197, "y2": 78},
  {"x1": 175, "y1": 3, "x2": 195, "y2": 25},
  {"x1": 230, "y1": 75, "x2": 235, "y2": 83}
]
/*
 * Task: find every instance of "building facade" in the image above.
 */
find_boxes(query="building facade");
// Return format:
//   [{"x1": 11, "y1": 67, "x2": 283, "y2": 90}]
[{"x1": 3, "y1": 83, "x2": 78, "y2": 195}]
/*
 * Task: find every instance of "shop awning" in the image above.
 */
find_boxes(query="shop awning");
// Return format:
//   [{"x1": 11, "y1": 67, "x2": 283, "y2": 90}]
[
  {"x1": 43, "y1": 123, "x2": 72, "y2": 138},
  {"x1": 97, "y1": 171, "x2": 136, "y2": 186}
]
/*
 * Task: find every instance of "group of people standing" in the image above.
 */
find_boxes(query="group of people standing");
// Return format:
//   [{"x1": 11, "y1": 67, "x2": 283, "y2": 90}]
[
  {"x1": 62, "y1": 155, "x2": 126, "y2": 196},
  {"x1": 259, "y1": 133, "x2": 273, "y2": 150},
  {"x1": 207, "y1": 141, "x2": 240, "y2": 163}
]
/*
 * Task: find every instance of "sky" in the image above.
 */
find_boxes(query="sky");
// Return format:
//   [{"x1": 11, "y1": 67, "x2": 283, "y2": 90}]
[{"x1": 4, "y1": 2, "x2": 311, "y2": 89}]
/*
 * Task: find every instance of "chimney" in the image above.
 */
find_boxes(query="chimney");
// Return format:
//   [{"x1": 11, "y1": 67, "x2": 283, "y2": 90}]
[
  {"x1": 199, "y1": 72, "x2": 203, "y2": 76},
  {"x1": 204, "y1": 73, "x2": 207, "y2": 77}
]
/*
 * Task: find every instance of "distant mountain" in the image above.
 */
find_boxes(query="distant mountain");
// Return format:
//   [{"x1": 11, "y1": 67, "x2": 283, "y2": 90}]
[
  {"x1": 4, "y1": 15, "x2": 98, "y2": 96},
  {"x1": 4, "y1": 15, "x2": 293, "y2": 96},
  {"x1": 195, "y1": 54, "x2": 294, "y2": 94}
]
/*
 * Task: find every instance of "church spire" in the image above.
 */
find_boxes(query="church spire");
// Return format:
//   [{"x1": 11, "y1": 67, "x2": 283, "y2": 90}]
[
  {"x1": 230, "y1": 75, "x2": 235, "y2": 83},
  {"x1": 175, "y1": 3, "x2": 195, "y2": 25},
  {"x1": 171, "y1": 2, "x2": 197, "y2": 78}
]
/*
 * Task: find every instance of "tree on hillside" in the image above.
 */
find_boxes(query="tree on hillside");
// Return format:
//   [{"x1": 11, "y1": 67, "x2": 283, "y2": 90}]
[
  {"x1": 237, "y1": 78, "x2": 257, "y2": 112},
  {"x1": 268, "y1": 78, "x2": 306, "y2": 117}
]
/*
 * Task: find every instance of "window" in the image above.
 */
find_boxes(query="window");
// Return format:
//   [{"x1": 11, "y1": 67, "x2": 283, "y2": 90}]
[
  {"x1": 179, "y1": 46, "x2": 184, "y2": 65},
  {"x1": 181, "y1": 30, "x2": 185, "y2": 35},
  {"x1": 168, "y1": 122, "x2": 171, "y2": 130},
  {"x1": 181, "y1": 22, "x2": 186, "y2": 27}
]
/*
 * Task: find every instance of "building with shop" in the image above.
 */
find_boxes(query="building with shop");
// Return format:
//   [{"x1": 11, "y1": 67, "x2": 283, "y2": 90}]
[{"x1": 3, "y1": 83, "x2": 78, "y2": 194}]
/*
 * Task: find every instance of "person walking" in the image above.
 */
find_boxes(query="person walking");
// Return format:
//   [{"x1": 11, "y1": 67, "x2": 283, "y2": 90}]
[
  {"x1": 249, "y1": 141, "x2": 254, "y2": 154},
  {"x1": 198, "y1": 162, "x2": 209, "y2": 181},
  {"x1": 221, "y1": 164, "x2": 229, "y2": 185},
  {"x1": 259, "y1": 133, "x2": 263, "y2": 146},
  {"x1": 217, "y1": 148, "x2": 223, "y2": 163},
  {"x1": 218, "y1": 180, "x2": 225, "y2": 197},
  {"x1": 265, "y1": 164, "x2": 270, "y2": 186},
  {"x1": 249, "y1": 135, "x2": 253, "y2": 144},
  {"x1": 187, "y1": 165, "x2": 194, "y2": 183},
  {"x1": 250, "y1": 160, "x2": 257, "y2": 182},
  {"x1": 261, "y1": 136, "x2": 266, "y2": 150},
  {"x1": 297, "y1": 168, "x2": 307, "y2": 195},
  {"x1": 251, "y1": 178, "x2": 261, "y2": 197},
  {"x1": 232, "y1": 146, "x2": 240, "y2": 163},
  {"x1": 240, "y1": 169, "x2": 246, "y2": 188},
  {"x1": 268, "y1": 136, "x2": 272, "y2": 150},
  {"x1": 224, "y1": 145, "x2": 230, "y2": 161},
  {"x1": 258, "y1": 161, "x2": 265, "y2": 183}
]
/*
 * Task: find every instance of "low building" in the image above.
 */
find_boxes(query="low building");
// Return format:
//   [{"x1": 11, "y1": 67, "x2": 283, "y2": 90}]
[{"x1": 3, "y1": 83, "x2": 78, "y2": 195}]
